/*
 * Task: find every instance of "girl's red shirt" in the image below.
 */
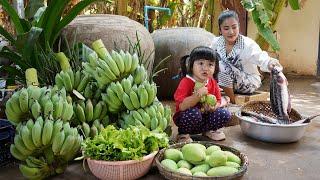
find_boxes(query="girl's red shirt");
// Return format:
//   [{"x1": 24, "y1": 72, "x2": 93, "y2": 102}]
[{"x1": 173, "y1": 76, "x2": 222, "y2": 121}]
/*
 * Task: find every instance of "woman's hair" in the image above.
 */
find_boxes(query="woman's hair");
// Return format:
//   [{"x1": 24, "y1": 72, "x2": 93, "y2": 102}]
[
  {"x1": 218, "y1": 10, "x2": 239, "y2": 31},
  {"x1": 180, "y1": 46, "x2": 220, "y2": 80}
]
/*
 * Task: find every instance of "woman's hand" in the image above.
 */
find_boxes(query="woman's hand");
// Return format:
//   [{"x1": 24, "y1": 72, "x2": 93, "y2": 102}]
[{"x1": 268, "y1": 59, "x2": 283, "y2": 71}]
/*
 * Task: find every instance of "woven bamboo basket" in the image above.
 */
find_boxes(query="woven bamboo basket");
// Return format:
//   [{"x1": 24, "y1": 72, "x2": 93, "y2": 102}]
[
  {"x1": 87, "y1": 151, "x2": 157, "y2": 180},
  {"x1": 240, "y1": 101, "x2": 302, "y2": 121},
  {"x1": 155, "y1": 141, "x2": 248, "y2": 180}
]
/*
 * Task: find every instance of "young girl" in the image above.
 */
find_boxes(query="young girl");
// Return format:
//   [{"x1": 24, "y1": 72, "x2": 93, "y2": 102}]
[
  {"x1": 173, "y1": 46, "x2": 231, "y2": 143},
  {"x1": 212, "y1": 10, "x2": 283, "y2": 104}
]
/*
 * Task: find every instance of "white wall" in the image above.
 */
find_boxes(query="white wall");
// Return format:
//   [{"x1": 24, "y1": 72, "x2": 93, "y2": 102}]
[{"x1": 247, "y1": 1, "x2": 320, "y2": 76}]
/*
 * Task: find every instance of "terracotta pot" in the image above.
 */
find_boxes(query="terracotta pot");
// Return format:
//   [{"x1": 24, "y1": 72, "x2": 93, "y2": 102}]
[
  {"x1": 62, "y1": 14, "x2": 155, "y2": 74},
  {"x1": 152, "y1": 27, "x2": 216, "y2": 100}
]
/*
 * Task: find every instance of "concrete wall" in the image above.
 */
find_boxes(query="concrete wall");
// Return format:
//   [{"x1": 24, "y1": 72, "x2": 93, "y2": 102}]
[{"x1": 247, "y1": 1, "x2": 320, "y2": 76}]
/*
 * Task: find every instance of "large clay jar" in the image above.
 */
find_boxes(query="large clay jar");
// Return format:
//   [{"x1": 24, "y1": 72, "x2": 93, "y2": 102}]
[
  {"x1": 152, "y1": 27, "x2": 216, "y2": 100},
  {"x1": 62, "y1": 14, "x2": 155, "y2": 74}
]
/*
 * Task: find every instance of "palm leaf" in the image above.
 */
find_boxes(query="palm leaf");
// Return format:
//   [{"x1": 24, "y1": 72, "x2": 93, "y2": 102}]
[
  {"x1": 0, "y1": 26, "x2": 15, "y2": 45},
  {"x1": 25, "y1": 0, "x2": 45, "y2": 19},
  {"x1": 0, "y1": 65, "x2": 25, "y2": 85},
  {"x1": 51, "y1": 0, "x2": 108, "y2": 46},
  {"x1": 17, "y1": 27, "x2": 43, "y2": 63},
  {"x1": 0, "y1": 47, "x2": 28, "y2": 69},
  {"x1": 40, "y1": 0, "x2": 70, "y2": 46}
]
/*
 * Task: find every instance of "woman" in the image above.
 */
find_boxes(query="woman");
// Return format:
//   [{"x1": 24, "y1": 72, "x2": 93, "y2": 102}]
[{"x1": 212, "y1": 10, "x2": 282, "y2": 104}]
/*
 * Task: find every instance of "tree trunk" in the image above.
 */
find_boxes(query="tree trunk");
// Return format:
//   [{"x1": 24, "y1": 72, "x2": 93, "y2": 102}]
[
  {"x1": 205, "y1": 0, "x2": 214, "y2": 32},
  {"x1": 117, "y1": 0, "x2": 128, "y2": 16}
]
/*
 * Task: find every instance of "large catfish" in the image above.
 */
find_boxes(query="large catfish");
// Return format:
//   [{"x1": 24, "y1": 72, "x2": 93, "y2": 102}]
[{"x1": 270, "y1": 66, "x2": 291, "y2": 124}]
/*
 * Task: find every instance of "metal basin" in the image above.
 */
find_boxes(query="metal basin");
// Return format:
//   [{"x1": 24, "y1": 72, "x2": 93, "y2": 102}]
[{"x1": 236, "y1": 111, "x2": 309, "y2": 143}]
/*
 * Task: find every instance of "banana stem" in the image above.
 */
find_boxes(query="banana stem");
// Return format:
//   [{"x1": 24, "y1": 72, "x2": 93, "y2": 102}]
[
  {"x1": 91, "y1": 39, "x2": 109, "y2": 60},
  {"x1": 25, "y1": 68, "x2": 39, "y2": 87},
  {"x1": 55, "y1": 52, "x2": 70, "y2": 72}
]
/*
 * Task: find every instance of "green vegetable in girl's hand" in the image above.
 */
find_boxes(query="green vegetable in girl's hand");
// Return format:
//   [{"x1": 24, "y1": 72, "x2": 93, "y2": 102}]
[
  {"x1": 194, "y1": 81, "x2": 217, "y2": 106},
  {"x1": 82, "y1": 125, "x2": 169, "y2": 161},
  {"x1": 205, "y1": 94, "x2": 217, "y2": 106}
]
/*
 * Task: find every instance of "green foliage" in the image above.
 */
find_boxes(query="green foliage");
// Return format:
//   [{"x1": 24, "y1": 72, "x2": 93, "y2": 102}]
[
  {"x1": 288, "y1": 0, "x2": 300, "y2": 10},
  {"x1": 0, "y1": 0, "x2": 109, "y2": 86},
  {"x1": 241, "y1": 0, "x2": 301, "y2": 51}
]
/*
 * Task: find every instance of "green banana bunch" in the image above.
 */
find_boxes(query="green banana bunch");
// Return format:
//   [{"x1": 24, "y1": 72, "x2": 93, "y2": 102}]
[
  {"x1": 84, "y1": 39, "x2": 140, "y2": 87},
  {"x1": 55, "y1": 69, "x2": 91, "y2": 93},
  {"x1": 81, "y1": 119, "x2": 106, "y2": 138},
  {"x1": 51, "y1": 122, "x2": 82, "y2": 158},
  {"x1": 121, "y1": 81, "x2": 157, "y2": 111},
  {"x1": 73, "y1": 100, "x2": 108, "y2": 125},
  {"x1": 6, "y1": 85, "x2": 73, "y2": 125}
]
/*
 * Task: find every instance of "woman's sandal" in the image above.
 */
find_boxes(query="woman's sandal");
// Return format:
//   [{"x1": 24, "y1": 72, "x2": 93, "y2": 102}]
[
  {"x1": 177, "y1": 134, "x2": 193, "y2": 143},
  {"x1": 202, "y1": 129, "x2": 226, "y2": 141}
]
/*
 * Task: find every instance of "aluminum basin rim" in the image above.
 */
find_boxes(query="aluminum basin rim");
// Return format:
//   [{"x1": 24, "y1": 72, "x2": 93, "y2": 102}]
[{"x1": 235, "y1": 111, "x2": 309, "y2": 128}]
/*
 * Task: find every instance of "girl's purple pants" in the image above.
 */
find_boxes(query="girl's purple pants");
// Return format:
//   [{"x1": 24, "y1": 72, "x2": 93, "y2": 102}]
[{"x1": 175, "y1": 107, "x2": 231, "y2": 134}]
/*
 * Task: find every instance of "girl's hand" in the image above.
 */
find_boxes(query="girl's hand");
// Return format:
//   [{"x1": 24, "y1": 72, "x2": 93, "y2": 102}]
[
  {"x1": 203, "y1": 103, "x2": 218, "y2": 112},
  {"x1": 195, "y1": 86, "x2": 208, "y2": 97}
]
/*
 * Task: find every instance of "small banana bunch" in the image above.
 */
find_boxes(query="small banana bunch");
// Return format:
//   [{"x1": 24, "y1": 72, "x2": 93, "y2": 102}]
[
  {"x1": 51, "y1": 122, "x2": 82, "y2": 161},
  {"x1": 80, "y1": 119, "x2": 109, "y2": 138},
  {"x1": 55, "y1": 69, "x2": 91, "y2": 93},
  {"x1": 83, "y1": 39, "x2": 139, "y2": 88},
  {"x1": 101, "y1": 81, "x2": 126, "y2": 113},
  {"x1": 120, "y1": 102, "x2": 172, "y2": 131},
  {"x1": 132, "y1": 65, "x2": 148, "y2": 85},
  {"x1": 19, "y1": 156, "x2": 50, "y2": 179},
  {"x1": 36, "y1": 87, "x2": 73, "y2": 121},
  {"x1": 5, "y1": 86, "x2": 73, "y2": 125},
  {"x1": 73, "y1": 100, "x2": 108, "y2": 125},
  {"x1": 122, "y1": 81, "x2": 157, "y2": 111}
]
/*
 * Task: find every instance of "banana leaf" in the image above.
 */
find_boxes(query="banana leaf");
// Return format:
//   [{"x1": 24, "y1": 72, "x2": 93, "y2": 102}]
[
  {"x1": 0, "y1": 0, "x2": 24, "y2": 34},
  {"x1": 288, "y1": 0, "x2": 300, "y2": 10},
  {"x1": 251, "y1": 10, "x2": 280, "y2": 51}
]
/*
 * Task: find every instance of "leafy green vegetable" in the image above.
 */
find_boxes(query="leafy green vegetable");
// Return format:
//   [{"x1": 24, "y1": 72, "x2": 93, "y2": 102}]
[{"x1": 82, "y1": 125, "x2": 169, "y2": 161}]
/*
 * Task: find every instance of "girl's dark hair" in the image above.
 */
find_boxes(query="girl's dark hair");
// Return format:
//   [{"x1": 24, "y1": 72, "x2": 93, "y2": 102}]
[
  {"x1": 180, "y1": 46, "x2": 220, "y2": 80},
  {"x1": 218, "y1": 10, "x2": 239, "y2": 31}
]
